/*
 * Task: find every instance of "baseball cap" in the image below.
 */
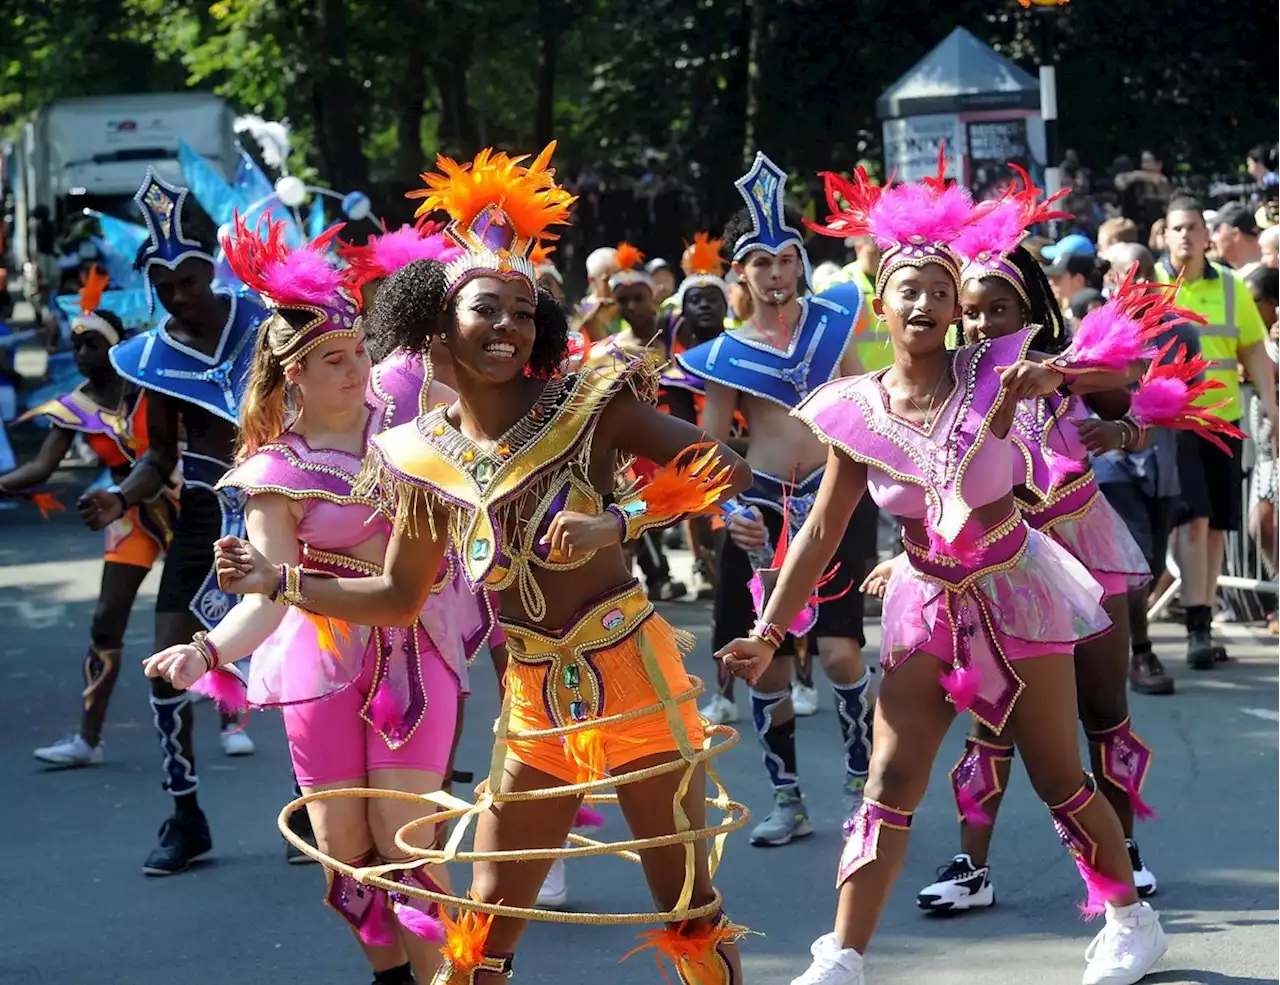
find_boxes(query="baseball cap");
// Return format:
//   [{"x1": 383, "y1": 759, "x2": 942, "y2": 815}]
[
  {"x1": 1044, "y1": 252, "x2": 1098, "y2": 279},
  {"x1": 645, "y1": 257, "x2": 673, "y2": 275},
  {"x1": 1041, "y1": 232, "x2": 1097, "y2": 262}
]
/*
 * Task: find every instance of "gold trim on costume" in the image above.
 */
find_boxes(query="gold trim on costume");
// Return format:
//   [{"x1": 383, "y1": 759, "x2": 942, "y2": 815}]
[{"x1": 365, "y1": 355, "x2": 660, "y2": 620}]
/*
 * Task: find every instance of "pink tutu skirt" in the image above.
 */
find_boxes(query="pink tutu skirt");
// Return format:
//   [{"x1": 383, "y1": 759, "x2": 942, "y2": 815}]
[
  {"x1": 1020, "y1": 473, "x2": 1150, "y2": 598},
  {"x1": 882, "y1": 514, "x2": 1111, "y2": 733}
]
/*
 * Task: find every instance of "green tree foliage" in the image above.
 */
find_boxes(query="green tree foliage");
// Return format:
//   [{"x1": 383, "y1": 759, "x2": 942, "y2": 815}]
[{"x1": 3, "y1": 0, "x2": 1275, "y2": 230}]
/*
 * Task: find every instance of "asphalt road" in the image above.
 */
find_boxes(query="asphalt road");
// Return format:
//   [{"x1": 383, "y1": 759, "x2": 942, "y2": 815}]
[{"x1": 2, "y1": 468, "x2": 1277, "y2": 985}]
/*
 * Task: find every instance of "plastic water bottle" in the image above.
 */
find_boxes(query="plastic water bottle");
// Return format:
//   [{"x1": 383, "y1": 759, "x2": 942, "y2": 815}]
[{"x1": 723, "y1": 499, "x2": 774, "y2": 570}]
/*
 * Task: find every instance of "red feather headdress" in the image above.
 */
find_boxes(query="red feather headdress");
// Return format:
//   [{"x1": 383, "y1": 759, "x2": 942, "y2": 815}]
[
  {"x1": 224, "y1": 211, "x2": 359, "y2": 363},
  {"x1": 806, "y1": 145, "x2": 982, "y2": 295},
  {"x1": 953, "y1": 165, "x2": 1072, "y2": 305}
]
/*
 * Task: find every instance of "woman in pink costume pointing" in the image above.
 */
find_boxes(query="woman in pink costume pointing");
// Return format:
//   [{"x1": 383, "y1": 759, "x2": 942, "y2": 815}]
[{"x1": 718, "y1": 156, "x2": 1169, "y2": 985}]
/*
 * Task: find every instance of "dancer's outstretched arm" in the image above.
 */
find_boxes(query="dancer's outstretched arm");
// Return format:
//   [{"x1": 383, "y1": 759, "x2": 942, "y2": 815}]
[
  {"x1": 717, "y1": 444, "x2": 866, "y2": 685},
  {"x1": 215, "y1": 494, "x2": 446, "y2": 628}
]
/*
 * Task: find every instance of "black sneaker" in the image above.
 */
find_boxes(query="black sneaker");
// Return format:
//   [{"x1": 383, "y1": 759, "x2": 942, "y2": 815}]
[
  {"x1": 917, "y1": 854, "x2": 995, "y2": 911},
  {"x1": 285, "y1": 806, "x2": 318, "y2": 865},
  {"x1": 1127, "y1": 839, "x2": 1158, "y2": 897},
  {"x1": 143, "y1": 811, "x2": 212, "y2": 876}
]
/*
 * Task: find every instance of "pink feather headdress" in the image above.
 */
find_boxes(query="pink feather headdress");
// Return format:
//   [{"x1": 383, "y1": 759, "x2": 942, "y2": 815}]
[
  {"x1": 224, "y1": 211, "x2": 360, "y2": 364},
  {"x1": 338, "y1": 220, "x2": 464, "y2": 297},
  {"x1": 954, "y1": 165, "x2": 1072, "y2": 305},
  {"x1": 1050, "y1": 267, "x2": 1205, "y2": 375},
  {"x1": 806, "y1": 145, "x2": 981, "y2": 295}
]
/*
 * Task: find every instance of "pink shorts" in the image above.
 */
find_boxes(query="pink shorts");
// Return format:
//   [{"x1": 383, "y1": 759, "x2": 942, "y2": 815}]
[{"x1": 283, "y1": 637, "x2": 460, "y2": 787}]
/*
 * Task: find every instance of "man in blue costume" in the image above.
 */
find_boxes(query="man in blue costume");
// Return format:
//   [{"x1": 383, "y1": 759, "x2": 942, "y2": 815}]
[
  {"x1": 677, "y1": 154, "x2": 877, "y2": 846},
  {"x1": 78, "y1": 171, "x2": 268, "y2": 875}
]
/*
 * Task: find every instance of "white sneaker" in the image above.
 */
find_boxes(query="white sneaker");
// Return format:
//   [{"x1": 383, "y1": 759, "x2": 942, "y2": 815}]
[
  {"x1": 34, "y1": 734, "x2": 103, "y2": 768},
  {"x1": 1127, "y1": 840, "x2": 1158, "y2": 897},
  {"x1": 792, "y1": 682, "x2": 820, "y2": 717},
  {"x1": 699, "y1": 694, "x2": 739, "y2": 725},
  {"x1": 220, "y1": 726, "x2": 256, "y2": 757},
  {"x1": 916, "y1": 854, "x2": 995, "y2": 912},
  {"x1": 536, "y1": 858, "x2": 568, "y2": 909},
  {"x1": 1082, "y1": 901, "x2": 1167, "y2": 985},
  {"x1": 791, "y1": 933, "x2": 865, "y2": 985}
]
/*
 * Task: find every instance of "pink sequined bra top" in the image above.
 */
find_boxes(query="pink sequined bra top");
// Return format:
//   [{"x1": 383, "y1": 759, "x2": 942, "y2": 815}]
[
  {"x1": 793, "y1": 329, "x2": 1033, "y2": 544},
  {"x1": 218, "y1": 426, "x2": 387, "y2": 553}
]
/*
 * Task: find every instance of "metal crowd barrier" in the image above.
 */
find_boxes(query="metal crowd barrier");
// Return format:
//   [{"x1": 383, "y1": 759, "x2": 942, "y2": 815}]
[{"x1": 1148, "y1": 384, "x2": 1278, "y2": 622}]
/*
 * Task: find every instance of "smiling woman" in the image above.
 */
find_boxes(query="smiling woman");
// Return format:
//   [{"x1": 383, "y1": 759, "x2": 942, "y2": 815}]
[
  {"x1": 718, "y1": 152, "x2": 1171, "y2": 985},
  {"x1": 211, "y1": 144, "x2": 753, "y2": 985},
  {"x1": 141, "y1": 215, "x2": 480, "y2": 985}
]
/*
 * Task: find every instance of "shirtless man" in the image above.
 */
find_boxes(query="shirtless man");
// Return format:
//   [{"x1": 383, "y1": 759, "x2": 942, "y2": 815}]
[
  {"x1": 79, "y1": 172, "x2": 267, "y2": 875},
  {"x1": 677, "y1": 154, "x2": 876, "y2": 846}
]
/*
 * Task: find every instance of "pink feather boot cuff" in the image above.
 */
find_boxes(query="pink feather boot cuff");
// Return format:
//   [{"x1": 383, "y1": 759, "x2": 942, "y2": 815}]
[{"x1": 1048, "y1": 776, "x2": 1134, "y2": 919}]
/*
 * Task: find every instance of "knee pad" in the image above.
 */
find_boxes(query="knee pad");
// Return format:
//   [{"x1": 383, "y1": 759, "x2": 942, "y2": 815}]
[
  {"x1": 324, "y1": 852, "x2": 396, "y2": 948},
  {"x1": 837, "y1": 799, "x2": 913, "y2": 888},
  {"x1": 949, "y1": 737, "x2": 1013, "y2": 827},
  {"x1": 1086, "y1": 717, "x2": 1155, "y2": 820}
]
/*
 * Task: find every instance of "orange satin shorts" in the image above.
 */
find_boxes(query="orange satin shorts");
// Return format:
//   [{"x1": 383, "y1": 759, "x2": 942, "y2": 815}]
[
  {"x1": 500, "y1": 582, "x2": 704, "y2": 785},
  {"x1": 103, "y1": 502, "x2": 172, "y2": 568}
]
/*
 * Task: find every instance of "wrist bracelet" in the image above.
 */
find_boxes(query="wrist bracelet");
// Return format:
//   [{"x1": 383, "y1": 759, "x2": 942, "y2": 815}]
[
  {"x1": 749, "y1": 620, "x2": 786, "y2": 649},
  {"x1": 192, "y1": 631, "x2": 221, "y2": 672},
  {"x1": 269, "y1": 564, "x2": 287, "y2": 603},
  {"x1": 279, "y1": 565, "x2": 307, "y2": 607},
  {"x1": 604, "y1": 503, "x2": 628, "y2": 542},
  {"x1": 113, "y1": 490, "x2": 130, "y2": 515}
]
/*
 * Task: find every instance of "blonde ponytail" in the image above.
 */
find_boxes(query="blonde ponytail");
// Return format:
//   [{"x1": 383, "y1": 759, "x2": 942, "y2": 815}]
[{"x1": 237, "y1": 313, "x2": 300, "y2": 462}]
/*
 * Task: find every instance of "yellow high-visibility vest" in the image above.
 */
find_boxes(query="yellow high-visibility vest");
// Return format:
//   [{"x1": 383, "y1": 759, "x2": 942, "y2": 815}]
[
  {"x1": 838, "y1": 262, "x2": 892, "y2": 372},
  {"x1": 1154, "y1": 260, "x2": 1267, "y2": 421}
]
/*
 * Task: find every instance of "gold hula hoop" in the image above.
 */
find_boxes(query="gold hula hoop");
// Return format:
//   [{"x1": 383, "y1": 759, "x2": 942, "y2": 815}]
[{"x1": 277, "y1": 669, "x2": 748, "y2": 925}]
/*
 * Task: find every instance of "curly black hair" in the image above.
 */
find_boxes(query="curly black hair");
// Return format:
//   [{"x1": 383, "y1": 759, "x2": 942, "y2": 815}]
[
  {"x1": 131, "y1": 195, "x2": 217, "y2": 272},
  {"x1": 1006, "y1": 245, "x2": 1068, "y2": 354},
  {"x1": 722, "y1": 205, "x2": 807, "y2": 259},
  {"x1": 370, "y1": 259, "x2": 569, "y2": 377}
]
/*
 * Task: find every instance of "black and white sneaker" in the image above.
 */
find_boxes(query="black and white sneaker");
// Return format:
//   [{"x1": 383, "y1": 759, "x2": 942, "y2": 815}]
[
  {"x1": 917, "y1": 853, "x2": 995, "y2": 912},
  {"x1": 1127, "y1": 839, "x2": 1158, "y2": 897}
]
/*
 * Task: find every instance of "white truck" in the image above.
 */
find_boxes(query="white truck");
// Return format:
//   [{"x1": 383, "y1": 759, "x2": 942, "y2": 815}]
[{"x1": 6, "y1": 92, "x2": 236, "y2": 302}]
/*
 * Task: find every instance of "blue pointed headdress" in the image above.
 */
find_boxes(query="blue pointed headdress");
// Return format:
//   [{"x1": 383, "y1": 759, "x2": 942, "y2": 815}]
[
  {"x1": 133, "y1": 169, "x2": 215, "y2": 305},
  {"x1": 732, "y1": 152, "x2": 812, "y2": 287},
  {"x1": 134, "y1": 168, "x2": 216, "y2": 270}
]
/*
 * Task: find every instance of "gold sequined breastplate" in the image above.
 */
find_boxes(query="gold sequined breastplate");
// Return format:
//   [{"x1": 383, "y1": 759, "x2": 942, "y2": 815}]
[{"x1": 370, "y1": 354, "x2": 658, "y2": 620}]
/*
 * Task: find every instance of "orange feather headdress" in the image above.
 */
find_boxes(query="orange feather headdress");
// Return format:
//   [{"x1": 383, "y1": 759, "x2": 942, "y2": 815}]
[
  {"x1": 71, "y1": 265, "x2": 121, "y2": 344},
  {"x1": 405, "y1": 142, "x2": 575, "y2": 297},
  {"x1": 608, "y1": 241, "x2": 654, "y2": 291},
  {"x1": 674, "y1": 232, "x2": 728, "y2": 306}
]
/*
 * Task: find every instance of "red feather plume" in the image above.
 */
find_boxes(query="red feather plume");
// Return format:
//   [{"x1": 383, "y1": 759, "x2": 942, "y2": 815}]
[
  {"x1": 1131, "y1": 339, "x2": 1245, "y2": 453},
  {"x1": 223, "y1": 211, "x2": 350, "y2": 310}
]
